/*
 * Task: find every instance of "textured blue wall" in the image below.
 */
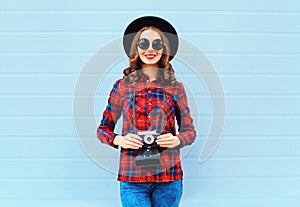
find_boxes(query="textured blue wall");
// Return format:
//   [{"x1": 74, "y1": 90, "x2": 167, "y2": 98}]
[{"x1": 1, "y1": 0, "x2": 300, "y2": 206}]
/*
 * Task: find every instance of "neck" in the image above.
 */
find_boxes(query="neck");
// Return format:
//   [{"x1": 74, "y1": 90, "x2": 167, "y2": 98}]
[{"x1": 141, "y1": 64, "x2": 159, "y2": 81}]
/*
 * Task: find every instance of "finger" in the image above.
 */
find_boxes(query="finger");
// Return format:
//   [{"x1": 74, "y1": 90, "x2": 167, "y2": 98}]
[
  {"x1": 157, "y1": 133, "x2": 172, "y2": 139},
  {"x1": 158, "y1": 133, "x2": 171, "y2": 137},
  {"x1": 124, "y1": 141, "x2": 142, "y2": 149},
  {"x1": 158, "y1": 144, "x2": 172, "y2": 148},
  {"x1": 156, "y1": 137, "x2": 175, "y2": 143},
  {"x1": 125, "y1": 134, "x2": 143, "y2": 143},
  {"x1": 127, "y1": 137, "x2": 143, "y2": 145},
  {"x1": 125, "y1": 137, "x2": 143, "y2": 147},
  {"x1": 156, "y1": 138, "x2": 175, "y2": 143},
  {"x1": 157, "y1": 141, "x2": 174, "y2": 146},
  {"x1": 127, "y1": 133, "x2": 142, "y2": 141}
]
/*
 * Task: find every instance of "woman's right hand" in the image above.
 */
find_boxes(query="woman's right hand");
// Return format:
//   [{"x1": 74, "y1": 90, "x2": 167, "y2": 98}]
[{"x1": 113, "y1": 133, "x2": 143, "y2": 149}]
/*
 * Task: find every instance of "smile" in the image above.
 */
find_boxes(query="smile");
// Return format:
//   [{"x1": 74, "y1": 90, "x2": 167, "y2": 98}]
[{"x1": 145, "y1": 54, "x2": 156, "y2": 59}]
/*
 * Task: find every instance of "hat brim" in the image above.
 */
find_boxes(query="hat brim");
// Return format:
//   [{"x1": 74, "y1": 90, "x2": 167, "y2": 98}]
[{"x1": 123, "y1": 16, "x2": 178, "y2": 61}]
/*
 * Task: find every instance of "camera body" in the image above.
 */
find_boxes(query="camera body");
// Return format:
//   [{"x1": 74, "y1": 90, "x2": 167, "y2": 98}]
[
  {"x1": 135, "y1": 130, "x2": 161, "y2": 167},
  {"x1": 139, "y1": 130, "x2": 159, "y2": 148}
]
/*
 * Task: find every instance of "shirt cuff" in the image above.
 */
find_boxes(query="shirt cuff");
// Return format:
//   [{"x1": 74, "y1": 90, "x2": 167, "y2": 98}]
[
  {"x1": 110, "y1": 133, "x2": 120, "y2": 149},
  {"x1": 175, "y1": 134, "x2": 185, "y2": 148}
]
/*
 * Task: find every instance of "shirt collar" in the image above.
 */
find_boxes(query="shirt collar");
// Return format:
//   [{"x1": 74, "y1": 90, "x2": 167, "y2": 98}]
[{"x1": 139, "y1": 73, "x2": 164, "y2": 84}]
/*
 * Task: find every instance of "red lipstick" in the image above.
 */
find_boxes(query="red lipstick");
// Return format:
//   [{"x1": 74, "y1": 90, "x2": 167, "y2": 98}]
[{"x1": 145, "y1": 54, "x2": 156, "y2": 59}]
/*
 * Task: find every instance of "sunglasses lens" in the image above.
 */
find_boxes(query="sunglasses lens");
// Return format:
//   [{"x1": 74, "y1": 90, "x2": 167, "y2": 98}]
[
  {"x1": 138, "y1": 38, "x2": 164, "y2": 50},
  {"x1": 152, "y1": 39, "x2": 164, "y2": 50},
  {"x1": 137, "y1": 38, "x2": 149, "y2": 50}
]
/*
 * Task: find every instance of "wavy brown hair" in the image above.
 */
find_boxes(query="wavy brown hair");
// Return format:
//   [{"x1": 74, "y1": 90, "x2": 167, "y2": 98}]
[{"x1": 123, "y1": 26, "x2": 176, "y2": 85}]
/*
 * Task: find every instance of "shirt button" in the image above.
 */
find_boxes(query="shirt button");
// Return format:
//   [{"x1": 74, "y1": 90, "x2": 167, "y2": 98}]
[
  {"x1": 148, "y1": 90, "x2": 151, "y2": 93},
  {"x1": 148, "y1": 102, "x2": 152, "y2": 105},
  {"x1": 148, "y1": 115, "x2": 151, "y2": 118}
]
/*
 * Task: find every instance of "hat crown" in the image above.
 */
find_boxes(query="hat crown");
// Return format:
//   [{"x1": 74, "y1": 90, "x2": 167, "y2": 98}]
[{"x1": 123, "y1": 16, "x2": 178, "y2": 61}]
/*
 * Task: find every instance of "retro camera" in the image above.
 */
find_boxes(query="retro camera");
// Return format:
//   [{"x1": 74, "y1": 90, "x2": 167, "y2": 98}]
[{"x1": 135, "y1": 130, "x2": 161, "y2": 167}]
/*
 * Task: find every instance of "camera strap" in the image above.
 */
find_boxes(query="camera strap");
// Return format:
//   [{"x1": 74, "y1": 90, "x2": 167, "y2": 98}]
[{"x1": 132, "y1": 83, "x2": 166, "y2": 135}]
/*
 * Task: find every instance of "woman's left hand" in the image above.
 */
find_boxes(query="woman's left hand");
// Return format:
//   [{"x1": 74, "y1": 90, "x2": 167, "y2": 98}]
[{"x1": 156, "y1": 133, "x2": 181, "y2": 148}]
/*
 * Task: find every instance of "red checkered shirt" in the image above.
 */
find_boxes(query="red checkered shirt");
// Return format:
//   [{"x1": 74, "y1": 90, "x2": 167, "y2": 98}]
[{"x1": 97, "y1": 73, "x2": 196, "y2": 183}]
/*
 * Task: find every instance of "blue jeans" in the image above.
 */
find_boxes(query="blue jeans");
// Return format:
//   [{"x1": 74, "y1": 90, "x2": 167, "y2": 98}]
[{"x1": 120, "y1": 180, "x2": 183, "y2": 207}]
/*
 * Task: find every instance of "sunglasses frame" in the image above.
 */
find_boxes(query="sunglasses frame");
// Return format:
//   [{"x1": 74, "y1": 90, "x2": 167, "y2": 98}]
[{"x1": 137, "y1": 38, "x2": 164, "y2": 51}]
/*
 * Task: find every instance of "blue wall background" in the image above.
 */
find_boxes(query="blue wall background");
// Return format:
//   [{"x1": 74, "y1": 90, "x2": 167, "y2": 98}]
[{"x1": 1, "y1": 0, "x2": 300, "y2": 206}]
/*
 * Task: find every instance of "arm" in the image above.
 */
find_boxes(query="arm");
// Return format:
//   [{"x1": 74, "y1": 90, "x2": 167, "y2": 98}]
[
  {"x1": 97, "y1": 79, "x2": 143, "y2": 149},
  {"x1": 174, "y1": 82, "x2": 196, "y2": 147},
  {"x1": 97, "y1": 80, "x2": 122, "y2": 148}
]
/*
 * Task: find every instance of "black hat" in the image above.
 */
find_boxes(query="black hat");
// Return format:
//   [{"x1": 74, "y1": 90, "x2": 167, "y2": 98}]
[{"x1": 123, "y1": 16, "x2": 178, "y2": 61}]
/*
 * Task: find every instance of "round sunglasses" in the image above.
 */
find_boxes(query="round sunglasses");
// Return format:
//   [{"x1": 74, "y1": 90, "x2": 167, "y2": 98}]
[{"x1": 137, "y1": 38, "x2": 164, "y2": 50}]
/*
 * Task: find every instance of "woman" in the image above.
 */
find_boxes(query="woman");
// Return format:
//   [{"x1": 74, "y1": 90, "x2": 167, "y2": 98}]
[{"x1": 97, "y1": 16, "x2": 196, "y2": 207}]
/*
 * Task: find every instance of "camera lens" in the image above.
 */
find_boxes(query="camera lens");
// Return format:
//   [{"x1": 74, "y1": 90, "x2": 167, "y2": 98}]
[{"x1": 144, "y1": 134, "x2": 154, "y2": 145}]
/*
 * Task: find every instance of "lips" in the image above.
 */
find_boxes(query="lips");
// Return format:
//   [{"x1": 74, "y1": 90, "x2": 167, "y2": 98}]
[{"x1": 145, "y1": 54, "x2": 156, "y2": 59}]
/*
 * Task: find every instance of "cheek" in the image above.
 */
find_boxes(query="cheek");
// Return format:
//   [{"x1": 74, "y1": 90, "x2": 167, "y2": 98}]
[
  {"x1": 156, "y1": 52, "x2": 163, "y2": 60},
  {"x1": 138, "y1": 51, "x2": 145, "y2": 60},
  {"x1": 137, "y1": 48, "x2": 143, "y2": 56}
]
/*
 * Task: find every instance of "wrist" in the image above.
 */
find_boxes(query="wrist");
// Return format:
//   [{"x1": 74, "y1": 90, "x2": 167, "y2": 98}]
[
  {"x1": 113, "y1": 135, "x2": 122, "y2": 146},
  {"x1": 174, "y1": 136, "x2": 181, "y2": 147}
]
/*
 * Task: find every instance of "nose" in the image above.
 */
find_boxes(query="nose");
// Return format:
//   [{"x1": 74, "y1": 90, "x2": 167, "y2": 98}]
[{"x1": 147, "y1": 45, "x2": 154, "y2": 52}]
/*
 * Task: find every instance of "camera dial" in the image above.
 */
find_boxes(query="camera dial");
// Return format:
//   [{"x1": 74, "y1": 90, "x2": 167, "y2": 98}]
[{"x1": 144, "y1": 134, "x2": 155, "y2": 145}]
